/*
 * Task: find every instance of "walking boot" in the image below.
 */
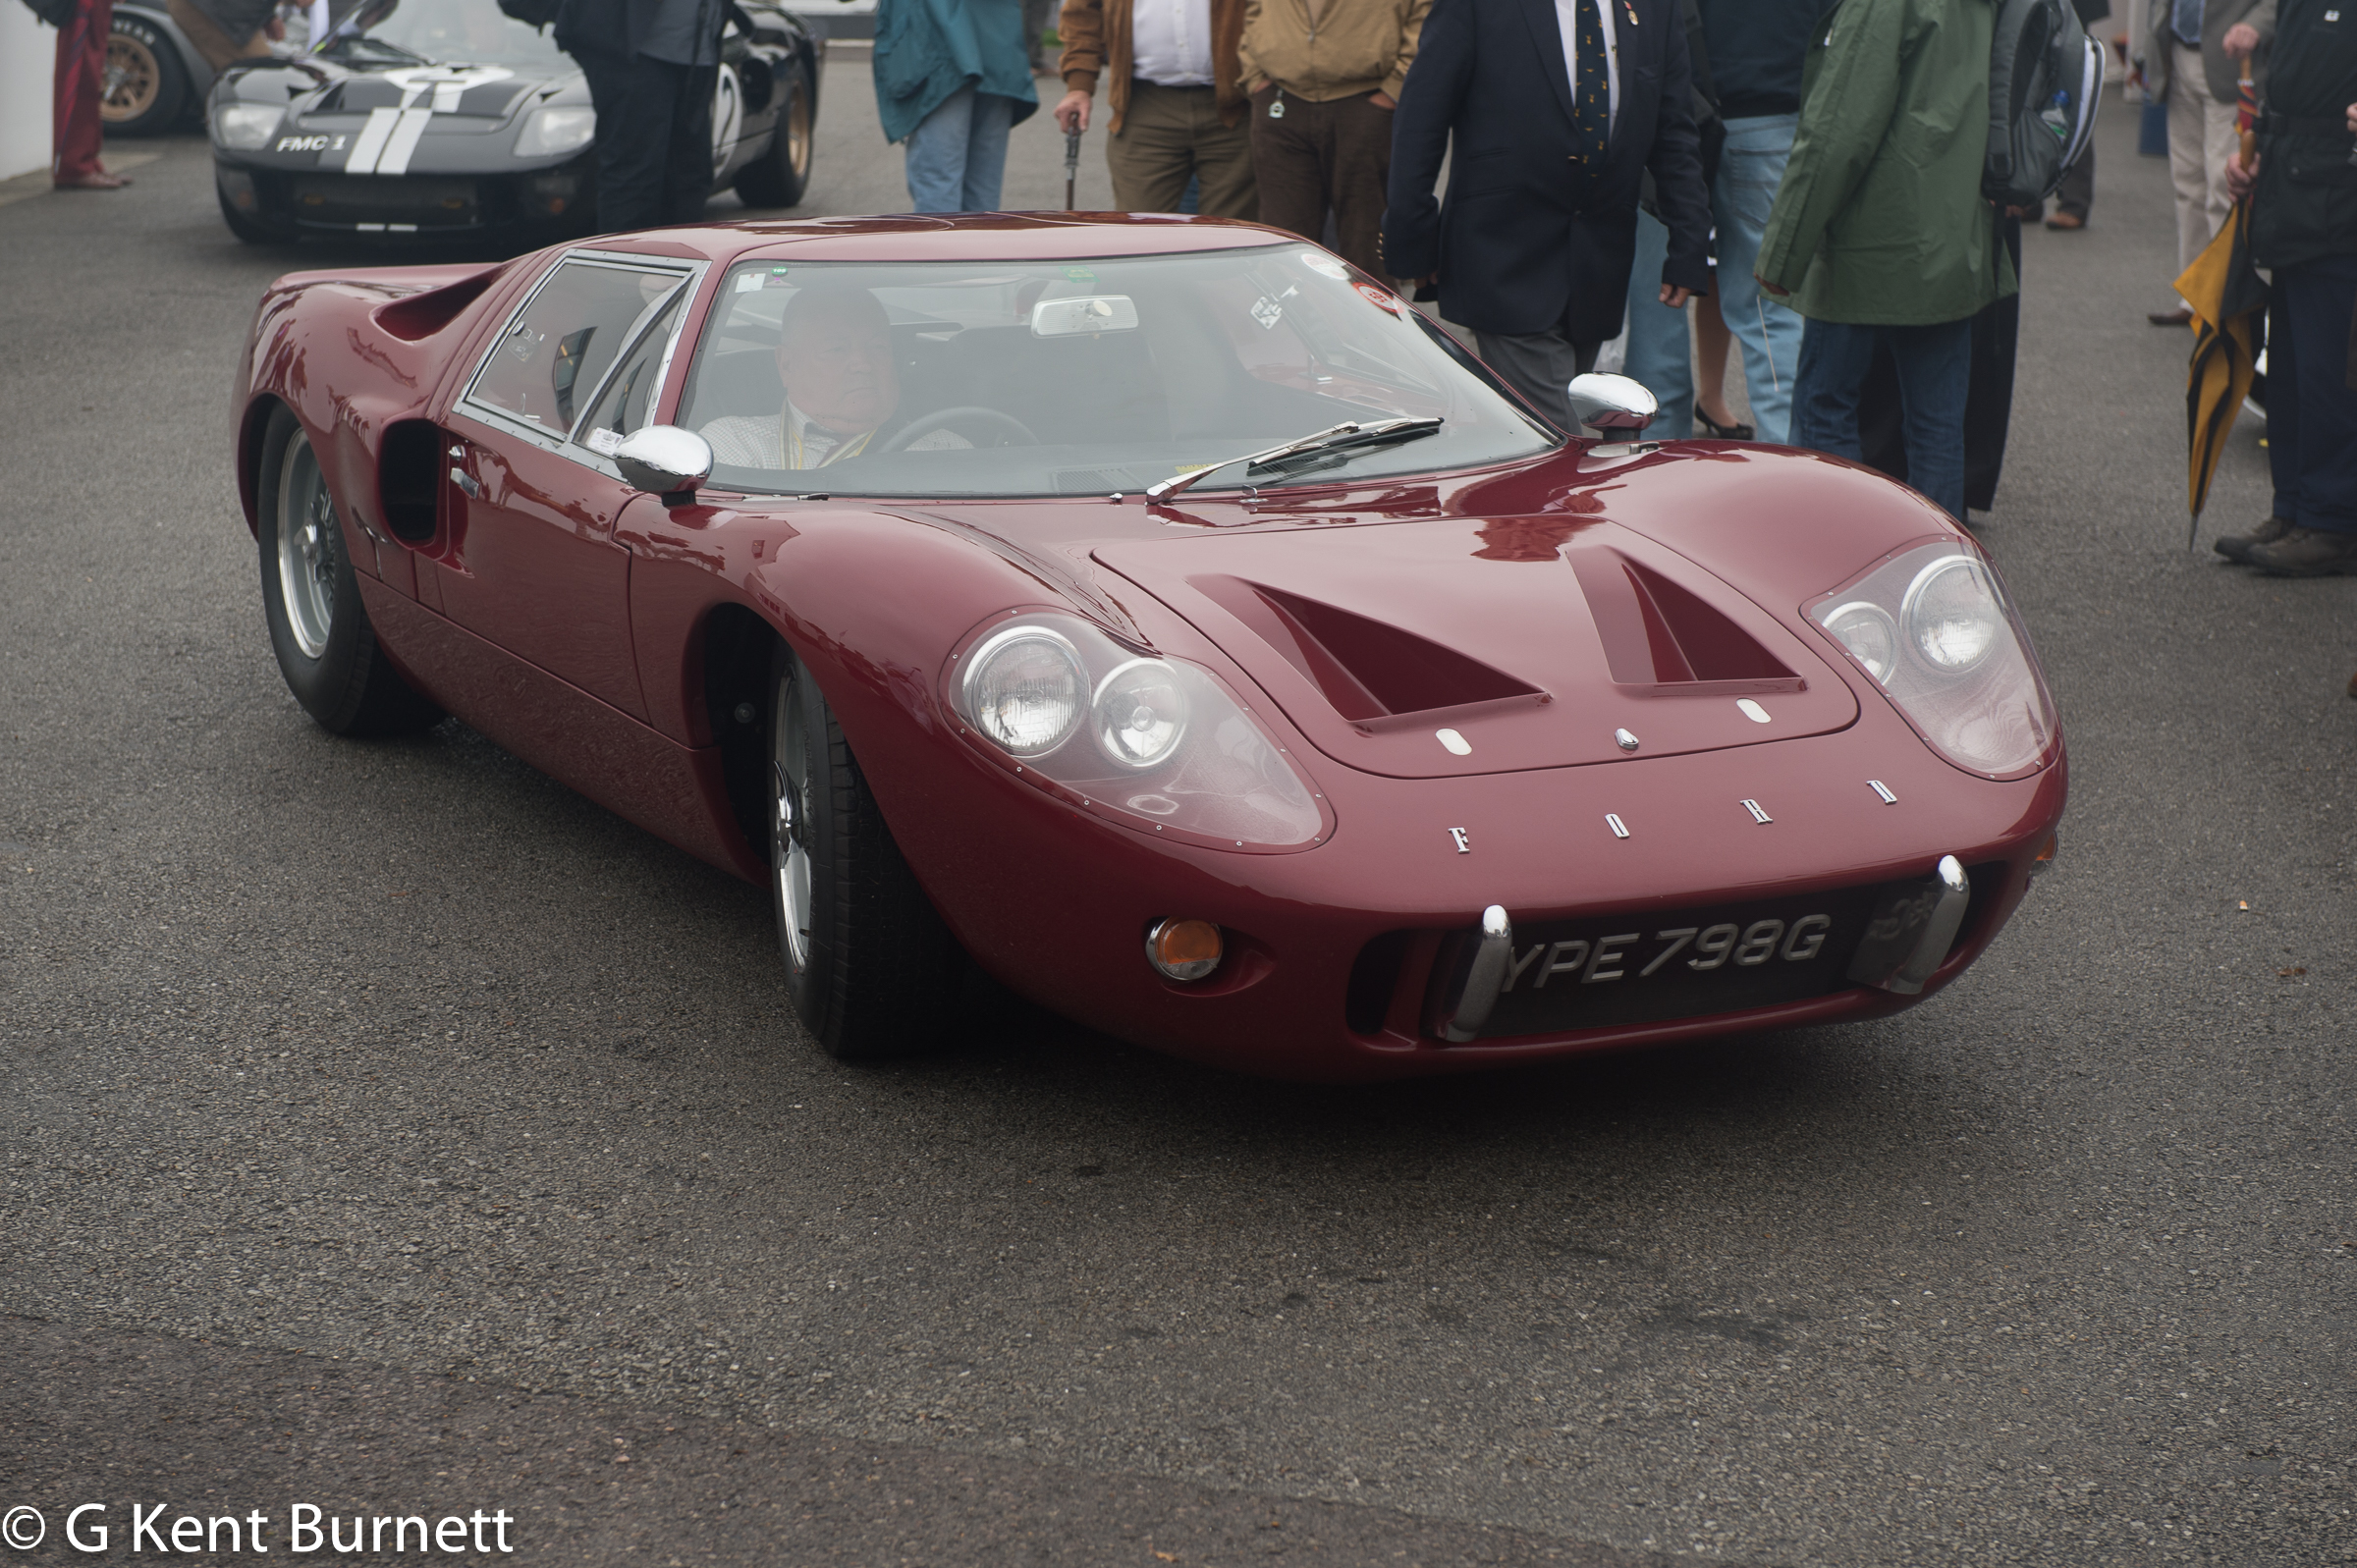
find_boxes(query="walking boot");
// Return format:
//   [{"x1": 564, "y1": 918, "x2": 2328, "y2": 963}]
[
  {"x1": 2246, "y1": 527, "x2": 2357, "y2": 577},
  {"x1": 2214, "y1": 514, "x2": 2295, "y2": 563}
]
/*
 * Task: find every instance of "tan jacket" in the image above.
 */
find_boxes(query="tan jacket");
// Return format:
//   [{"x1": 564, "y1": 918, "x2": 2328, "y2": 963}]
[
  {"x1": 1059, "y1": 0, "x2": 1253, "y2": 134},
  {"x1": 1236, "y1": 0, "x2": 1428, "y2": 102},
  {"x1": 2127, "y1": 0, "x2": 2274, "y2": 105}
]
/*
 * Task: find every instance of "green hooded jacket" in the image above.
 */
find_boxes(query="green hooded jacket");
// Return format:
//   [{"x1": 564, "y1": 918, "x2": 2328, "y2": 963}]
[{"x1": 1754, "y1": 0, "x2": 2017, "y2": 325}]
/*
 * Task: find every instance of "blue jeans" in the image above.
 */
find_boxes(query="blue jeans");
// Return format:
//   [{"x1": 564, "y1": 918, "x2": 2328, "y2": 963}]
[
  {"x1": 2266, "y1": 253, "x2": 2357, "y2": 535},
  {"x1": 904, "y1": 86, "x2": 1014, "y2": 212},
  {"x1": 1789, "y1": 316, "x2": 1975, "y2": 521},
  {"x1": 1622, "y1": 114, "x2": 1806, "y2": 443}
]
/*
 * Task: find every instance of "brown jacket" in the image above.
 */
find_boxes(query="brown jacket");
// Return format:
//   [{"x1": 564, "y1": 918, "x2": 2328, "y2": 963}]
[
  {"x1": 1059, "y1": 0, "x2": 1252, "y2": 133},
  {"x1": 1237, "y1": 0, "x2": 1428, "y2": 103}
]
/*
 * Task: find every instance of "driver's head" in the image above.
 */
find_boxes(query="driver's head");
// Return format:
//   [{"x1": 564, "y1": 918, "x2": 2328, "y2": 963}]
[{"x1": 777, "y1": 286, "x2": 898, "y2": 434}]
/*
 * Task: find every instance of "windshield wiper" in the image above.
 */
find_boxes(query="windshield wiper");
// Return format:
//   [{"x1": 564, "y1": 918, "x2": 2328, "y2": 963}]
[{"x1": 1141, "y1": 416, "x2": 1443, "y2": 503}]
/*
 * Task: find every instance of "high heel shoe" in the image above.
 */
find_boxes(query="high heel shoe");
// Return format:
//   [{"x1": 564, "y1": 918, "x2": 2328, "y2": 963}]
[{"x1": 1695, "y1": 408, "x2": 1753, "y2": 441}]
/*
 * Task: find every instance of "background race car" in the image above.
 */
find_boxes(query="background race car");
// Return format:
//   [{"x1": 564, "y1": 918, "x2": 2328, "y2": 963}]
[{"x1": 207, "y1": 0, "x2": 820, "y2": 245}]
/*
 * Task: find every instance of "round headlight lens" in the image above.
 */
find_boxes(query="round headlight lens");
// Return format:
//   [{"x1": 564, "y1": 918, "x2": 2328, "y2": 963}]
[
  {"x1": 214, "y1": 102, "x2": 283, "y2": 151},
  {"x1": 1821, "y1": 599, "x2": 1900, "y2": 684},
  {"x1": 963, "y1": 628, "x2": 1085, "y2": 757},
  {"x1": 1093, "y1": 658, "x2": 1188, "y2": 770},
  {"x1": 1901, "y1": 556, "x2": 2001, "y2": 674}
]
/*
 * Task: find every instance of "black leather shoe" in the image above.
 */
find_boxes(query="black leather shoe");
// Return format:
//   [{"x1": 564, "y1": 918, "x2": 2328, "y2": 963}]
[
  {"x1": 2215, "y1": 514, "x2": 2295, "y2": 563},
  {"x1": 2247, "y1": 527, "x2": 2357, "y2": 577}
]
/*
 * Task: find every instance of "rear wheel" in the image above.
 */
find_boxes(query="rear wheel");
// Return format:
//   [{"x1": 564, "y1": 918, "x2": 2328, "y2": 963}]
[
  {"x1": 769, "y1": 642, "x2": 959, "y2": 1059},
  {"x1": 733, "y1": 66, "x2": 812, "y2": 209},
  {"x1": 102, "y1": 14, "x2": 188, "y2": 135},
  {"x1": 256, "y1": 407, "x2": 442, "y2": 736}
]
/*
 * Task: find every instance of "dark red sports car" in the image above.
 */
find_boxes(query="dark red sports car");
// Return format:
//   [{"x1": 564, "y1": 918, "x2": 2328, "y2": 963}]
[{"x1": 233, "y1": 215, "x2": 2064, "y2": 1081}]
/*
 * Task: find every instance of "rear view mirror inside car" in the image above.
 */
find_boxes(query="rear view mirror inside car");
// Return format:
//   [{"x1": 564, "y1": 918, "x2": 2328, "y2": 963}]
[{"x1": 1030, "y1": 296, "x2": 1139, "y2": 338}]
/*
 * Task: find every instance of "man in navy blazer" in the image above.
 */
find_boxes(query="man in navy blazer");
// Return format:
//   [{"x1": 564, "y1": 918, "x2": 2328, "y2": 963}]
[{"x1": 1382, "y1": 0, "x2": 1713, "y2": 431}]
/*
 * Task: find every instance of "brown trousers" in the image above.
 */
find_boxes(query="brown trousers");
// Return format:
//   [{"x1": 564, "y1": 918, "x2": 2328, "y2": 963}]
[
  {"x1": 1246, "y1": 86, "x2": 1393, "y2": 280},
  {"x1": 1104, "y1": 80, "x2": 1257, "y2": 219}
]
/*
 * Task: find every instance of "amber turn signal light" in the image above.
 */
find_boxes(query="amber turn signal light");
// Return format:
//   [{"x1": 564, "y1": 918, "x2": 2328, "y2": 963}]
[{"x1": 1145, "y1": 918, "x2": 1223, "y2": 982}]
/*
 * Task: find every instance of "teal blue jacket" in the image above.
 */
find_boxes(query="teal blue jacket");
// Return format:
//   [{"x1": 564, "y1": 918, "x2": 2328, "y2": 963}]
[{"x1": 873, "y1": 0, "x2": 1039, "y2": 144}]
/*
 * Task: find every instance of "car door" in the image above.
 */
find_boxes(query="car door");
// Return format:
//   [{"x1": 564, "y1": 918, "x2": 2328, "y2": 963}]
[{"x1": 440, "y1": 249, "x2": 703, "y2": 722}]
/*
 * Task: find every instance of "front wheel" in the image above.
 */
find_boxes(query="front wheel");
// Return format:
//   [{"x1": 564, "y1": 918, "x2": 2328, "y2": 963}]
[
  {"x1": 732, "y1": 66, "x2": 813, "y2": 209},
  {"x1": 102, "y1": 14, "x2": 188, "y2": 135},
  {"x1": 256, "y1": 407, "x2": 442, "y2": 736},
  {"x1": 770, "y1": 642, "x2": 960, "y2": 1059}
]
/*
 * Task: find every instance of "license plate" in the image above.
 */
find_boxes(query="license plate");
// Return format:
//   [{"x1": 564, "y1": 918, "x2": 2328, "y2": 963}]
[{"x1": 1443, "y1": 883, "x2": 1893, "y2": 1040}]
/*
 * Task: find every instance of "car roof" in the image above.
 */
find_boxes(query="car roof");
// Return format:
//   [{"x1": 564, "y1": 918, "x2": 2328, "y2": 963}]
[{"x1": 586, "y1": 213, "x2": 1301, "y2": 266}]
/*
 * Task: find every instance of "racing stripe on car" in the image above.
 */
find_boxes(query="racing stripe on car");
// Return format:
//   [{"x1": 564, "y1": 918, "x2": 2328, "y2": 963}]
[
  {"x1": 373, "y1": 108, "x2": 435, "y2": 176},
  {"x1": 342, "y1": 107, "x2": 401, "y2": 174}
]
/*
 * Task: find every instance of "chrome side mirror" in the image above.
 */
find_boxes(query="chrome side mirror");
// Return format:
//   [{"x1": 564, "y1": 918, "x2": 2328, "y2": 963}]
[
  {"x1": 612, "y1": 425, "x2": 714, "y2": 501},
  {"x1": 1565, "y1": 372, "x2": 1659, "y2": 437}
]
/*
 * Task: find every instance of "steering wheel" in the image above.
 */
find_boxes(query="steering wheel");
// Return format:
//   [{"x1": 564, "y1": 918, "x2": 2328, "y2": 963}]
[{"x1": 879, "y1": 406, "x2": 1041, "y2": 452}]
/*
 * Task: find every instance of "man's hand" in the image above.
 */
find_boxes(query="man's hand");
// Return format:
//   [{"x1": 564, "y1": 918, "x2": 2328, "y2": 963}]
[
  {"x1": 264, "y1": 13, "x2": 284, "y2": 36},
  {"x1": 2347, "y1": 101, "x2": 2357, "y2": 134},
  {"x1": 1659, "y1": 284, "x2": 1692, "y2": 309},
  {"x1": 1755, "y1": 274, "x2": 1789, "y2": 298},
  {"x1": 2222, "y1": 21, "x2": 2261, "y2": 58},
  {"x1": 2227, "y1": 148, "x2": 2260, "y2": 200},
  {"x1": 1054, "y1": 89, "x2": 1091, "y2": 135},
  {"x1": 1370, "y1": 90, "x2": 1397, "y2": 110}
]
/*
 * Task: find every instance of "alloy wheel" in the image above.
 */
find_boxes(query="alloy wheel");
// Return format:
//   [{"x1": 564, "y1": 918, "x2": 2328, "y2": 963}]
[
  {"x1": 275, "y1": 435, "x2": 338, "y2": 660},
  {"x1": 771, "y1": 663, "x2": 814, "y2": 969}
]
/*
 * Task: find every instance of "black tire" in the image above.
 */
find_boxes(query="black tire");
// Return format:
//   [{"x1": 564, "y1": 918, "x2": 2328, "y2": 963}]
[
  {"x1": 256, "y1": 406, "x2": 443, "y2": 737},
  {"x1": 102, "y1": 13, "x2": 189, "y2": 135},
  {"x1": 733, "y1": 66, "x2": 813, "y2": 209},
  {"x1": 769, "y1": 641, "x2": 960, "y2": 1059},
  {"x1": 218, "y1": 185, "x2": 297, "y2": 246}
]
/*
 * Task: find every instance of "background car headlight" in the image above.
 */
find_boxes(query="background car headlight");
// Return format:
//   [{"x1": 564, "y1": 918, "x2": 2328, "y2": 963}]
[
  {"x1": 1094, "y1": 659, "x2": 1187, "y2": 770},
  {"x1": 213, "y1": 102, "x2": 282, "y2": 150},
  {"x1": 516, "y1": 105, "x2": 597, "y2": 158},
  {"x1": 963, "y1": 626, "x2": 1085, "y2": 757},
  {"x1": 1807, "y1": 541, "x2": 2058, "y2": 779},
  {"x1": 1902, "y1": 555, "x2": 2002, "y2": 673},
  {"x1": 954, "y1": 613, "x2": 1327, "y2": 849}
]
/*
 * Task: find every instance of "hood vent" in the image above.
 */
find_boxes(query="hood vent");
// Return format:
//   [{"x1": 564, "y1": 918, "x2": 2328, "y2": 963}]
[
  {"x1": 1190, "y1": 576, "x2": 1541, "y2": 724},
  {"x1": 1569, "y1": 551, "x2": 1800, "y2": 694}
]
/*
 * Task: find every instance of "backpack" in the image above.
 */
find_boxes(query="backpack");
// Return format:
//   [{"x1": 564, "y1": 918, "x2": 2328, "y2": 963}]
[
  {"x1": 496, "y1": 0, "x2": 561, "y2": 29},
  {"x1": 1983, "y1": 0, "x2": 2103, "y2": 207}
]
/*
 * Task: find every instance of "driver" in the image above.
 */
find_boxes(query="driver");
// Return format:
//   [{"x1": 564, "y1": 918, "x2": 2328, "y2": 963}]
[{"x1": 700, "y1": 284, "x2": 969, "y2": 469}]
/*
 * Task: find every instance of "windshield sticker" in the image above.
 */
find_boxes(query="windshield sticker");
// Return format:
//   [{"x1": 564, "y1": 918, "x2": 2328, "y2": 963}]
[
  {"x1": 1299, "y1": 252, "x2": 1349, "y2": 280},
  {"x1": 1250, "y1": 296, "x2": 1285, "y2": 331},
  {"x1": 734, "y1": 270, "x2": 767, "y2": 293},
  {"x1": 1064, "y1": 266, "x2": 1096, "y2": 283},
  {"x1": 1354, "y1": 282, "x2": 1402, "y2": 316}
]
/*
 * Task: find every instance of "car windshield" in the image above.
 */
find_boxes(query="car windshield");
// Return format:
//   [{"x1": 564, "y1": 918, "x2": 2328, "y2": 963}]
[
  {"x1": 323, "y1": 0, "x2": 563, "y2": 66},
  {"x1": 674, "y1": 246, "x2": 1558, "y2": 499}
]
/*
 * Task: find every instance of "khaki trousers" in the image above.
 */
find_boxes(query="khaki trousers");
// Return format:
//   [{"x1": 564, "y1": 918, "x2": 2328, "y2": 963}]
[
  {"x1": 1104, "y1": 80, "x2": 1258, "y2": 220},
  {"x1": 2166, "y1": 42, "x2": 2238, "y2": 281}
]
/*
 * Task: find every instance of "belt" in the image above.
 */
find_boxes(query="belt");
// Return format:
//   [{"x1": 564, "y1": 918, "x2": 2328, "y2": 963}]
[{"x1": 1131, "y1": 76, "x2": 1214, "y2": 89}]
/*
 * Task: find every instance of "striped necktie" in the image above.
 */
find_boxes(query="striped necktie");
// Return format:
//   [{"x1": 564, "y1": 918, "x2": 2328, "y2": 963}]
[{"x1": 1572, "y1": 0, "x2": 1609, "y2": 172}]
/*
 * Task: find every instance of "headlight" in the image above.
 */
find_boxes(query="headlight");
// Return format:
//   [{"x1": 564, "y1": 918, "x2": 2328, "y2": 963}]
[
  {"x1": 516, "y1": 105, "x2": 597, "y2": 157},
  {"x1": 1093, "y1": 659, "x2": 1187, "y2": 770},
  {"x1": 214, "y1": 102, "x2": 283, "y2": 151},
  {"x1": 953, "y1": 613, "x2": 1328, "y2": 850},
  {"x1": 1819, "y1": 600, "x2": 1899, "y2": 684},
  {"x1": 1902, "y1": 555, "x2": 2001, "y2": 673},
  {"x1": 962, "y1": 626, "x2": 1085, "y2": 757},
  {"x1": 1807, "y1": 542, "x2": 2058, "y2": 778}
]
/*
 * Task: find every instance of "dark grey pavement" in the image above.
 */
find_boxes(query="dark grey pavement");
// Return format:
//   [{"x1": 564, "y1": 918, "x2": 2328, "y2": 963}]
[{"x1": 1, "y1": 68, "x2": 2352, "y2": 1568}]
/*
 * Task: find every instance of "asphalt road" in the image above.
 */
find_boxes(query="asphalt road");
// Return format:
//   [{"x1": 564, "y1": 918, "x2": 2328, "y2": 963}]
[{"x1": 2, "y1": 60, "x2": 2353, "y2": 1568}]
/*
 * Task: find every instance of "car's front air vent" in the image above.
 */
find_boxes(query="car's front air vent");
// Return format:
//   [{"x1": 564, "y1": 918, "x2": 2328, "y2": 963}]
[
  {"x1": 1568, "y1": 551, "x2": 1800, "y2": 692},
  {"x1": 1191, "y1": 576, "x2": 1542, "y2": 722}
]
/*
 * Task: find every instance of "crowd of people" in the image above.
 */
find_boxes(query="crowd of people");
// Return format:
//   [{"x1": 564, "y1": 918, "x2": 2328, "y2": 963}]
[{"x1": 29, "y1": 0, "x2": 2354, "y2": 567}]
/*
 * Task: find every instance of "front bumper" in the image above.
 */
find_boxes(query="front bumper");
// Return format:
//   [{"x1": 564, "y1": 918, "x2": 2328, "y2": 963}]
[
  {"x1": 887, "y1": 704, "x2": 2067, "y2": 1082},
  {"x1": 215, "y1": 154, "x2": 592, "y2": 237}
]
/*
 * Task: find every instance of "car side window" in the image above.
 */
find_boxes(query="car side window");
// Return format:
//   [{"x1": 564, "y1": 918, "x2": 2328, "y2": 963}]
[
  {"x1": 466, "y1": 258, "x2": 688, "y2": 436},
  {"x1": 574, "y1": 290, "x2": 689, "y2": 453}
]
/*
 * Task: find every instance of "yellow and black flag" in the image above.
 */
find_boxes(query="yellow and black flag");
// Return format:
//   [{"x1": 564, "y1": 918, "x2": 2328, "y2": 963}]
[{"x1": 2172, "y1": 196, "x2": 2269, "y2": 548}]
